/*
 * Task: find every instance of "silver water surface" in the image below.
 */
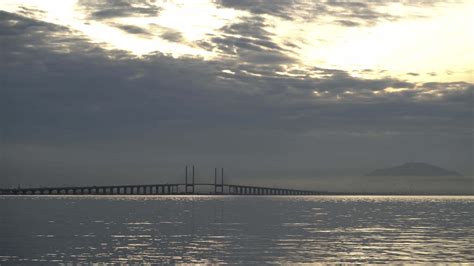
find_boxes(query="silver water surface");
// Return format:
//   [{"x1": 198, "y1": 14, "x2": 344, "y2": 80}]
[{"x1": 0, "y1": 195, "x2": 472, "y2": 263}]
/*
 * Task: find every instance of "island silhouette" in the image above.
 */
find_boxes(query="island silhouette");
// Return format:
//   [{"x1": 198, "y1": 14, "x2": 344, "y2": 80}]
[{"x1": 366, "y1": 162, "x2": 462, "y2": 177}]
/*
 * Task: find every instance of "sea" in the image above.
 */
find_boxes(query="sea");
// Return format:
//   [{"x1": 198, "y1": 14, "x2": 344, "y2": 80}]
[{"x1": 0, "y1": 195, "x2": 472, "y2": 264}]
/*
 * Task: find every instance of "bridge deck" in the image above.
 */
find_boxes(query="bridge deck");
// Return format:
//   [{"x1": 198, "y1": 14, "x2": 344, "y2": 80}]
[{"x1": 0, "y1": 183, "x2": 322, "y2": 196}]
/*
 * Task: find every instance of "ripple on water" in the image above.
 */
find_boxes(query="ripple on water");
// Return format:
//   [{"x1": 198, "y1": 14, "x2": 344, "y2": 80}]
[{"x1": 0, "y1": 195, "x2": 472, "y2": 263}]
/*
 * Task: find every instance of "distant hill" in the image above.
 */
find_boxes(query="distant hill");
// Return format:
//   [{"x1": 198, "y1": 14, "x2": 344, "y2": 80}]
[{"x1": 366, "y1": 162, "x2": 462, "y2": 177}]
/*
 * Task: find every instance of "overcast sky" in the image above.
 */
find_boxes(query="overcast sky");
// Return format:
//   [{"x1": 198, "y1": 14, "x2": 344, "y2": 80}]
[{"x1": 1, "y1": 1, "x2": 472, "y2": 191}]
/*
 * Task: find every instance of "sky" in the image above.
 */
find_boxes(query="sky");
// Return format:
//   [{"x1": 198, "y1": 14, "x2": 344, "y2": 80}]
[{"x1": 0, "y1": 0, "x2": 473, "y2": 192}]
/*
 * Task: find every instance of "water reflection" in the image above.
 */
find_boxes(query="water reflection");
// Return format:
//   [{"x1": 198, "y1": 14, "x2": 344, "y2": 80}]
[{"x1": 0, "y1": 195, "x2": 473, "y2": 263}]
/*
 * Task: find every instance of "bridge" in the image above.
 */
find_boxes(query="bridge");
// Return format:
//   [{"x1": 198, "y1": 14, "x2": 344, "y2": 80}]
[{"x1": 0, "y1": 166, "x2": 323, "y2": 196}]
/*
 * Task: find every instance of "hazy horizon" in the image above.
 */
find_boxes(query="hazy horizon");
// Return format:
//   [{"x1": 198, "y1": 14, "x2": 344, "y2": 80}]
[{"x1": 1, "y1": 164, "x2": 472, "y2": 195}]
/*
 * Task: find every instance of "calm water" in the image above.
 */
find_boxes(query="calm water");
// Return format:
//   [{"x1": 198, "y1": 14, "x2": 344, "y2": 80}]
[{"x1": 0, "y1": 195, "x2": 472, "y2": 263}]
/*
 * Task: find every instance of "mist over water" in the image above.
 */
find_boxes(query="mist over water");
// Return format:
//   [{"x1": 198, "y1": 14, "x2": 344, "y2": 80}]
[{"x1": 1, "y1": 195, "x2": 472, "y2": 263}]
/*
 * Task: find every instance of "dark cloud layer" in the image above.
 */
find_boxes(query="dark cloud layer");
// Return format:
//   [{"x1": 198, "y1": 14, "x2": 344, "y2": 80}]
[
  {"x1": 114, "y1": 23, "x2": 150, "y2": 35},
  {"x1": 0, "y1": 10, "x2": 472, "y2": 192},
  {"x1": 199, "y1": 15, "x2": 296, "y2": 64},
  {"x1": 216, "y1": 0, "x2": 408, "y2": 26},
  {"x1": 78, "y1": 0, "x2": 161, "y2": 20},
  {"x1": 216, "y1": 0, "x2": 457, "y2": 28}
]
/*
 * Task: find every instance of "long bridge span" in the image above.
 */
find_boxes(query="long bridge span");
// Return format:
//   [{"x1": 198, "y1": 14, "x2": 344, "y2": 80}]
[{"x1": 0, "y1": 167, "x2": 324, "y2": 196}]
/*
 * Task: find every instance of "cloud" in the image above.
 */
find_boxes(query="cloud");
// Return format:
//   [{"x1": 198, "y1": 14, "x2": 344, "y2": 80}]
[
  {"x1": 3, "y1": 10, "x2": 470, "y2": 137},
  {"x1": 110, "y1": 22, "x2": 185, "y2": 42},
  {"x1": 1, "y1": 10, "x2": 472, "y2": 187},
  {"x1": 114, "y1": 23, "x2": 151, "y2": 35},
  {"x1": 335, "y1": 20, "x2": 360, "y2": 27},
  {"x1": 216, "y1": 0, "x2": 455, "y2": 26},
  {"x1": 2, "y1": 10, "x2": 470, "y2": 128},
  {"x1": 199, "y1": 15, "x2": 296, "y2": 64},
  {"x1": 77, "y1": 0, "x2": 161, "y2": 20},
  {"x1": 216, "y1": 0, "x2": 296, "y2": 19},
  {"x1": 216, "y1": 0, "x2": 387, "y2": 26},
  {"x1": 0, "y1": 10, "x2": 61, "y2": 36},
  {"x1": 159, "y1": 27, "x2": 183, "y2": 42}
]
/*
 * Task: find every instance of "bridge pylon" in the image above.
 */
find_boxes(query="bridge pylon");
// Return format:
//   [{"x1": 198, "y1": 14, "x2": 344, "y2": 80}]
[
  {"x1": 185, "y1": 165, "x2": 195, "y2": 194},
  {"x1": 215, "y1": 168, "x2": 224, "y2": 194}
]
